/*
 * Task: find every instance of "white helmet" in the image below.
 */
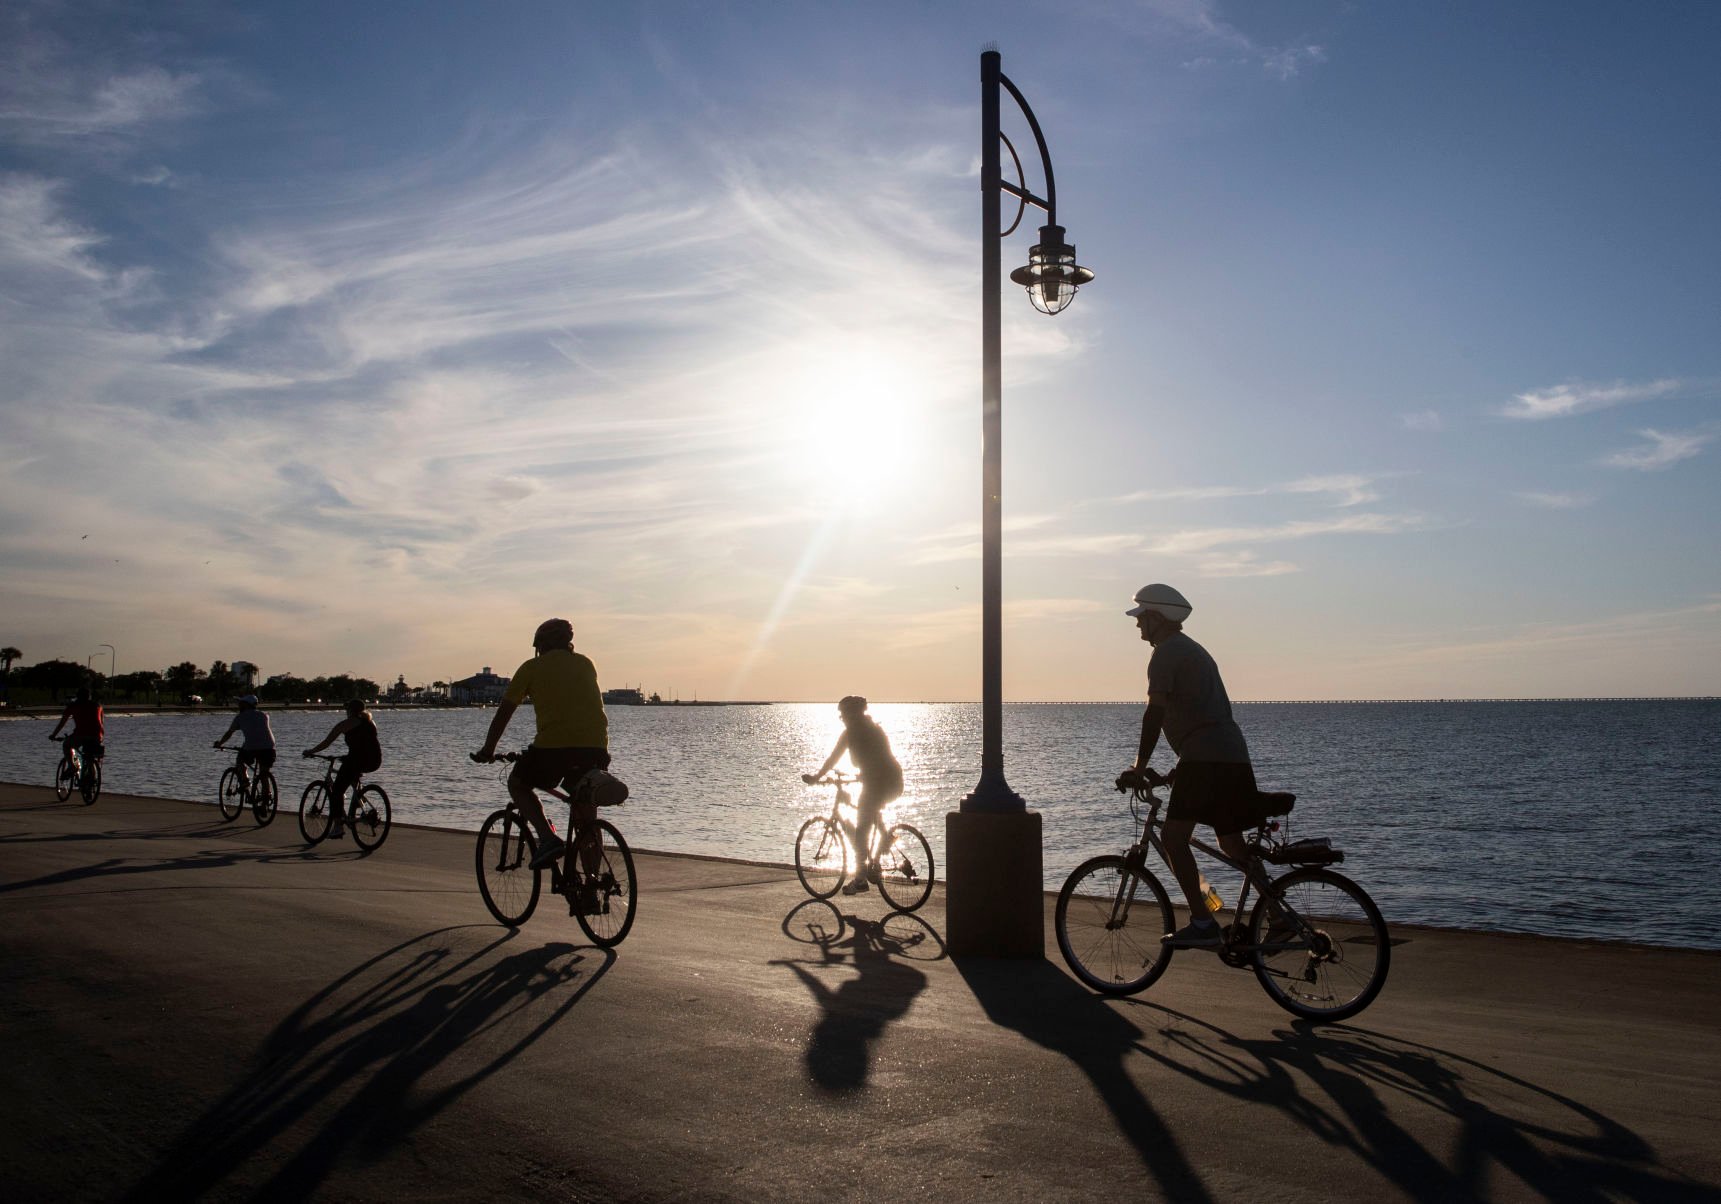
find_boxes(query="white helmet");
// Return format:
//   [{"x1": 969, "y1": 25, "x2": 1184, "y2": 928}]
[{"x1": 1125, "y1": 583, "x2": 1192, "y2": 622}]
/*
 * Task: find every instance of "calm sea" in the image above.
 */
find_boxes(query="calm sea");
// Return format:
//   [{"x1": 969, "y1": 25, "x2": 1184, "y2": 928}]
[{"x1": 4, "y1": 700, "x2": 1717, "y2": 949}]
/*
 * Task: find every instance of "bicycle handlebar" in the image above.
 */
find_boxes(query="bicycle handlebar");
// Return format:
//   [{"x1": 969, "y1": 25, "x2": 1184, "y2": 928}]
[{"x1": 804, "y1": 772, "x2": 859, "y2": 785}]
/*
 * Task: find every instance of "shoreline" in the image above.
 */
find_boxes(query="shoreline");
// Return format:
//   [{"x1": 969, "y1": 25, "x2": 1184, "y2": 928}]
[{"x1": 4, "y1": 776, "x2": 1711, "y2": 959}]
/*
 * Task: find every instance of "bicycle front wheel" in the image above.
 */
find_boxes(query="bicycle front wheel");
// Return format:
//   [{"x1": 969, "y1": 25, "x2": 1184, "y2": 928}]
[
  {"x1": 252, "y1": 773, "x2": 279, "y2": 826},
  {"x1": 349, "y1": 784, "x2": 392, "y2": 854},
  {"x1": 794, "y1": 816, "x2": 847, "y2": 899},
  {"x1": 476, "y1": 809, "x2": 541, "y2": 927},
  {"x1": 1249, "y1": 867, "x2": 1390, "y2": 1023},
  {"x1": 573, "y1": 819, "x2": 637, "y2": 948},
  {"x1": 875, "y1": 824, "x2": 935, "y2": 912},
  {"x1": 80, "y1": 760, "x2": 101, "y2": 805},
  {"x1": 218, "y1": 768, "x2": 243, "y2": 821},
  {"x1": 299, "y1": 781, "x2": 331, "y2": 844},
  {"x1": 54, "y1": 759, "x2": 74, "y2": 802},
  {"x1": 1055, "y1": 855, "x2": 1176, "y2": 996}
]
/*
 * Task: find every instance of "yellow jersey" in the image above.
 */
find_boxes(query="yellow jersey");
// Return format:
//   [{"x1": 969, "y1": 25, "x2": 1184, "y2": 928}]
[{"x1": 503, "y1": 649, "x2": 608, "y2": 749}]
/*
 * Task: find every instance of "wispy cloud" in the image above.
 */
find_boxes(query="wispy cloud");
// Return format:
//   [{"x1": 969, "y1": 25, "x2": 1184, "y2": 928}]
[
  {"x1": 0, "y1": 1, "x2": 209, "y2": 148},
  {"x1": 1515, "y1": 491, "x2": 1591, "y2": 509},
  {"x1": 1601, "y1": 428, "x2": 1712, "y2": 471},
  {"x1": 1115, "y1": 473, "x2": 1389, "y2": 508},
  {"x1": 1127, "y1": 0, "x2": 1327, "y2": 79},
  {"x1": 1402, "y1": 409, "x2": 1443, "y2": 432},
  {"x1": 1501, "y1": 378, "x2": 1681, "y2": 420}
]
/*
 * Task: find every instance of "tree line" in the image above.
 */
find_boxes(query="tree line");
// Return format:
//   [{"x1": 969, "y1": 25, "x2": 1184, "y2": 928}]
[{"x1": 0, "y1": 649, "x2": 380, "y2": 706}]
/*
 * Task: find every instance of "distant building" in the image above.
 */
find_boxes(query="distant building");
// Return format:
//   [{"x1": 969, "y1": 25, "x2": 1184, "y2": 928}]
[
  {"x1": 451, "y1": 666, "x2": 509, "y2": 705},
  {"x1": 602, "y1": 686, "x2": 645, "y2": 706}
]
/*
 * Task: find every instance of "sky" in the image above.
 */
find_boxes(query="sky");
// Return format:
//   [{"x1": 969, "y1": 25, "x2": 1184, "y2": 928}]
[{"x1": 2, "y1": 0, "x2": 1718, "y2": 702}]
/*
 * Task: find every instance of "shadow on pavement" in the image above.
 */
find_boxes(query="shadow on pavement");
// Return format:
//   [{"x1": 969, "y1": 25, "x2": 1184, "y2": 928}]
[
  {"x1": 123, "y1": 924, "x2": 609, "y2": 1201},
  {"x1": 958, "y1": 956, "x2": 1217, "y2": 1202},
  {"x1": 774, "y1": 900, "x2": 944, "y2": 1092},
  {"x1": 1120, "y1": 1002, "x2": 1716, "y2": 1202}
]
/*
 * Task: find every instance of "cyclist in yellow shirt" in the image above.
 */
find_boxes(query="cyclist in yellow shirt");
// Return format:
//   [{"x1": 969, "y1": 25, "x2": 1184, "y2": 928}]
[{"x1": 471, "y1": 618, "x2": 610, "y2": 872}]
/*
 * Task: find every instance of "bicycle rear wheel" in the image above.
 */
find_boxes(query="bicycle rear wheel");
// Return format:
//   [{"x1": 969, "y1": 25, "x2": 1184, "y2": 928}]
[
  {"x1": 795, "y1": 816, "x2": 847, "y2": 899},
  {"x1": 573, "y1": 819, "x2": 636, "y2": 948},
  {"x1": 875, "y1": 824, "x2": 935, "y2": 912},
  {"x1": 218, "y1": 768, "x2": 243, "y2": 821},
  {"x1": 476, "y1": 809, "x2": 541, "y2": 927},
  {"x1": 1249, "y1": 867, "x2": 1390, "y2": 1023},
  {"x1": 349, "y1": 784, "x2": 391, "y2": 854},
  {"x1": 80, "y1": 760, "x2": 101, "y2": 805},
  {"x1": 299, "y1": 781, "x2": 332, "y2": 844},
  {"x1": 251, "y1": 772, "x2": 278, "y2": 826},
  {"x1": 1055, "y1": 855, "x2": 1176, "y2": 996}
]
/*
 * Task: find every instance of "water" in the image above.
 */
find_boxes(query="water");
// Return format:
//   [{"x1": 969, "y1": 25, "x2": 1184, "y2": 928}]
[{"x1": 4, "y1": 700, "x2": 1718, "y2": 949}]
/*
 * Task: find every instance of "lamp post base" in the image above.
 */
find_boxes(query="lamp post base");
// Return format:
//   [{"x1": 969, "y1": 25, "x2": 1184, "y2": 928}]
[{"x1": 944, "y1": 809, "x2": 1044, "y2": 958}]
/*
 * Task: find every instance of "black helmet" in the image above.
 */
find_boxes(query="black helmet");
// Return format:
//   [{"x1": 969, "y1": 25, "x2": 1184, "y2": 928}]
[
  {"x1": 533, "y1": 617, "x2": 574, "y2": 650},
  {"x1": 838, "y1": 695, "x2": 867, "y2": 715},
  {"x1": 75, "y1": 687, "x2": 91, "y2": 703}
]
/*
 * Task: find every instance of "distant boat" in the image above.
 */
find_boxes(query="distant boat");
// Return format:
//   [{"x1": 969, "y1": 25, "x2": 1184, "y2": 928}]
[{"x1": 602, "y1": 687, "x2": 646, "y2": 706}]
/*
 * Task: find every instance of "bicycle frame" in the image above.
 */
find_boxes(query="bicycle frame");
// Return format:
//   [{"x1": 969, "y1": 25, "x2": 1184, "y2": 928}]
[
  {"x1": 1120, "y1": 789, "x2": 1317, "y2": 955},
  {"x1": 818, "y1": 777, "x2": 888, "y2": 864}
]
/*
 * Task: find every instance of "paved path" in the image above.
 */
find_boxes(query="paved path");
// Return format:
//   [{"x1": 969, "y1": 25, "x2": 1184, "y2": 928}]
[{"x1": 2, "y1": 782, "x2": 1719, "y2": 1202}]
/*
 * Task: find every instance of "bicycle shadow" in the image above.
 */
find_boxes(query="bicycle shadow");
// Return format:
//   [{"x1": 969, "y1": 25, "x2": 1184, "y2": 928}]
[
  {"x1": 1118, "y1": 1003, "x2": 1710, "y2": 1201},
  {"x1": 122, "y1": 924, "x2": 610, "y2": 1201},
  {"x1": 957, "y1": 956, "x2": 1217, "y2": 1202},
  {"x1": 772, "y1": 900, "x2": 944, "y2": 1093}
]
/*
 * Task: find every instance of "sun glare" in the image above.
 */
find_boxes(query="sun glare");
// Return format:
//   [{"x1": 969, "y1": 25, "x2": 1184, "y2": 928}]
[{"x1": 781, "y1": 351, "x2": 919, "y2": 512}]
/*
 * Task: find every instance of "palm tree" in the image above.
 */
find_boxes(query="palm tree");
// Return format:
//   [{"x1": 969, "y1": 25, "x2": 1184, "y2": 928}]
[{"x1": 1, "y1": 646, "x2": 19, "y2": 677}]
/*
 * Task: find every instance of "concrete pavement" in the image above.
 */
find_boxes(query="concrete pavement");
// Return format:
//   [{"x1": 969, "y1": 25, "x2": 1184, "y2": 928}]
[{"x1": 2, "y1": 781, "x2": 1719, "y2": 1202}]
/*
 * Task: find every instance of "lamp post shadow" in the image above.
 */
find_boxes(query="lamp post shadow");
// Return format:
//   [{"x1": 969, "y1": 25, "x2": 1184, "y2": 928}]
[{"x1": 957, "y1": 956, "x2": 1217, "y2": 1202}]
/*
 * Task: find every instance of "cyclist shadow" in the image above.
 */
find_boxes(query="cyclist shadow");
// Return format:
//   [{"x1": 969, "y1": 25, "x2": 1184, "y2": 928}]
[
  {"x1": 772, "y1": 900, "x2": 945, "y2": 1093},
  {"x1": 1120, "y1": 1002, "x2": 1689, "y2": 1200},
  {"x1": 957, "y1": 957, "x2": 1217, "y2": 1203},
  {"x1": 0, "y1": 840, "x2": 348, "y2": 896},
  {"x1": 123, "y1": 924, "x2": 610, "y2": 1201}
]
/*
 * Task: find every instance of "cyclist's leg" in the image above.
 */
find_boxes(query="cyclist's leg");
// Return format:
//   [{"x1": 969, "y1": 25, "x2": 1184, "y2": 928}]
[
  {"x1": 506, "y1": 755, "x2": 558, "y2": 844},
  {"x1": 1159, "y1": 817, "x2": 1207, "y2": 916},
  {"x1": 329, "y1": 756, "x2": 361, "y2": 831}
]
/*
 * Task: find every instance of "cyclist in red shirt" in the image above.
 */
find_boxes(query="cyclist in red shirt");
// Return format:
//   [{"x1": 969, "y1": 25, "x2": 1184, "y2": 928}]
[{"x1": 48, "y1": 687, "x2": 105, "y2": 769}]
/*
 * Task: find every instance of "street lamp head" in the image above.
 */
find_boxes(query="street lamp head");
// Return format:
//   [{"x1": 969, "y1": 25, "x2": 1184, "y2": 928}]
[{"x1": 1009, "y1": 223, "x2": 1094, "y2": 315}]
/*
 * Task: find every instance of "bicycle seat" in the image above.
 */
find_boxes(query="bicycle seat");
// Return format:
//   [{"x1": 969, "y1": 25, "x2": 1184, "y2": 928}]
[{"x1": 1256, "y1": 791, "x2": 1296, "y2": 816}]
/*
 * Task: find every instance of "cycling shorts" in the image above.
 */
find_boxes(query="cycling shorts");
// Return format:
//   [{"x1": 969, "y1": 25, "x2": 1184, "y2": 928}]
[
  {"x1": 1167, "y1": 760, "x2": 1259, "y2": 836},
  {"x1": 238, "y1": 749, "x2": 277, "y2": 771},
  {"x1": 511, "y1": 746, "x2": 610, "y2": 794}
]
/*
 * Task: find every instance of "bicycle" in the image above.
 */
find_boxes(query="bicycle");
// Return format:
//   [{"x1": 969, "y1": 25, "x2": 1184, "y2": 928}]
[
  {"x1": 1054, "y1": 772, "x2": 1390, "y2": 1022},
  {"x1": 298, "y1": 754, "x2": 392, "y2": 853},
  {"x1": 51, "y1": 736, "x2": 101, "y2": 805},
  {"x1": 216, "y1": 751, "x2": 278, "y2": 826},
  {"x1": 795, "y1": 773, "x2": 935, "y2": 913},
  {"x1": 472, "y1": 752, "x2": 637, "y2": 948}
]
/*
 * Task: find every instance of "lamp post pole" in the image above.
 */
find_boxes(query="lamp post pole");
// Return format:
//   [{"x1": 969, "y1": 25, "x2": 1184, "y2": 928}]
[
  {"x1": 97, "y1": 644, "x2": 115, "y2": 681},
  {"x1": 946, "y1": 48, "x2": 1092, "y2": 958}
]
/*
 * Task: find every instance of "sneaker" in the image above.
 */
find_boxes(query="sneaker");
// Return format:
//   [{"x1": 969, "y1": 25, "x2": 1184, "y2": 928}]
[
  {"x1": 841, "y1": 878, "x2": 871, "y2": 896},
  {"x1": 1162, "y1": 920, "x2": 1223, "y2": 948},
  {"x1": 529, "y1": 835, "x2": 567, "y2": 870},
  {"x1": 326, "y1": 826, "x2": 345, "y2": 841}
]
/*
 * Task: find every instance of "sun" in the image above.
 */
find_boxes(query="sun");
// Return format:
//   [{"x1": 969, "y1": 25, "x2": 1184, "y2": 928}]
[{"x1": 781, "y1": 349, "x2": 919, "y2": 512}]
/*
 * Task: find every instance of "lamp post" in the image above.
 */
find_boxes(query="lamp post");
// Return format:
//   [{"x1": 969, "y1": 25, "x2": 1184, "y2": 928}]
[
  {"x1": 946, "y1": 48, "x2": 1093, "y2": 958},
  {"x1": 96, "y1": 644, "x2": 116, "y2": 680}
]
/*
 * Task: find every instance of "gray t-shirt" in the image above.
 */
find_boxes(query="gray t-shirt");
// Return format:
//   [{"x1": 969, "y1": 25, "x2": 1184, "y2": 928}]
[
  {"x1": 232, "y1": 709, "x2": 275, "y2": 751},
  {"x1": 1146, "y1": 631, "x2": 1250, "y2": 764}
]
